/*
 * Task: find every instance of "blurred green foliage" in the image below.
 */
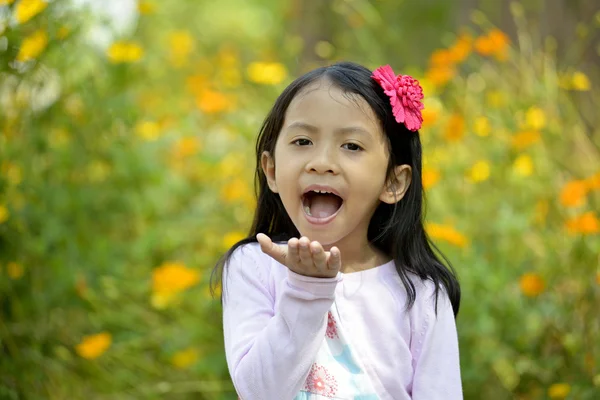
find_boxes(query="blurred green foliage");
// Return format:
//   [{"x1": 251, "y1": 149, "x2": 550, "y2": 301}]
[{"x1": 0, "y1": 0, "x2": 599, "y2": 399}]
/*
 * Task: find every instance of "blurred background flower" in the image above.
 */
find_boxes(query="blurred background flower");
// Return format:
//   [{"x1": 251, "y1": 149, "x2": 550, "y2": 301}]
[{"x1": 0, "y1": 0, "x2": 599, "y2": 399}]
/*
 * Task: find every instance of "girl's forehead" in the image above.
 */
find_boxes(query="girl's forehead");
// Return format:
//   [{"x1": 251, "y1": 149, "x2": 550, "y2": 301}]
[{"x1": 284, "y1": 79, "x2": 380, "y2": 128}]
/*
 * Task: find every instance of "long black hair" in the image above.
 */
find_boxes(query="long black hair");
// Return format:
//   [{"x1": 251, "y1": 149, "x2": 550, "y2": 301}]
[{"x1": 211, "y1": 61, "x2": 460, "y2": 316}]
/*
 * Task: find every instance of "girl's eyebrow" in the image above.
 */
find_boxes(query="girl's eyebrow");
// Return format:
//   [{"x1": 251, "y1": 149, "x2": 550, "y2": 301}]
[{"x1": 285, "y1": 121, "x2": 372, "y2": 137}]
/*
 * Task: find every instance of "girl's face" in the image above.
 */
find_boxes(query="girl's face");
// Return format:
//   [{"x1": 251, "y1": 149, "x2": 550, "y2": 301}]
[{"x1": 262, "y1": 78, "x2": 411, "y2": 255}]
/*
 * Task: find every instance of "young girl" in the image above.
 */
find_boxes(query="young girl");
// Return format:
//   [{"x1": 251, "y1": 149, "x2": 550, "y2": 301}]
[{"x1": 214, "y1": 61, "x2": 462, "y2": 399}]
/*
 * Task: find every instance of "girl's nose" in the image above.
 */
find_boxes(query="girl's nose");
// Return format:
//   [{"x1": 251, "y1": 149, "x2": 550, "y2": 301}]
[{"x1": 305, "y1": 146, "x2": 339, "y2": 175}]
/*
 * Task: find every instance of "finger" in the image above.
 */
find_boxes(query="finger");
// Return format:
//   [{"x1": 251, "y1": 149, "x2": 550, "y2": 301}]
[
  {"x1": 327, "y1": 246, "x2": 342, "y2": 271},
  {"x1": 310, "y1": 241, "x2": 327, "y2": 269},
  {"x1": 257, "y1": 233, "x2": 287, "y2": 265},
  {"x1": 298, "y1": 237, "x2": 313, "y2": 266},
  {"x1": 288, "y1": 238, "x2": 300, "y2": 263}
]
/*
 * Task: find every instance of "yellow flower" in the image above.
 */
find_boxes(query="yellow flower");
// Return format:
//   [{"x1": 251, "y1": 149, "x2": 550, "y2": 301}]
[
  {"x1": 2, "y1": 162, "x2": 23, "y2": 185},
  {"x1": 247, "y1": 62, "x2": 288, "y2": 85},
  {"x1": 534, "y1": 199, "x2": 549, "y2": 225},
  {"x1": 565, "y1": 212, "x2": 599, "y2": 235},
  {"x1": 511, "y1": 130, "x2": 541, "y2": 150},
  {"x1": 221, "y1": 178, "x2": 252, "y2": 203},
  {"x1": 135, "y1": 120, "x2": 161, "y2": 141},
  {"x1": 171, "y1": 347, "x2": 199, "y2": 369},
  {"x1": 218, "y1": 67, "x2": 242, "y2": 88},
  {"x1": 195, "y1": 89, "x2": 234, "y2": 114},
  {"x1": 107, "y1": 41, "x2": 144, "y2": 64},
  {"x1": 223, "y1": 231, "x2": 245, "y2": 249},
  {"x1": 525, "y1": 106, "x2": 546, "y2": 130},
  {"x1": 13, "y1": 0, "x2": 47, "y2": 24},
  {"x1": 519, "y1": 273, "x2": 545, "y2": 297},
  {"x1": 168, "y1": 30, "x2": 195, "y2": 68},
  {"x1": 172, "y1": 137, "x2": 201, "y2": 159},
  {"x1": 314, "y1": 40, "x2": 334, "y2": 59},
  {"x1": 485, "y1": 90, "x2": 506, "y2": 108},
  {"x1": 137, "y1": 0, "x2": 156, "y2": 15},
  {"x1": 16, "y1": 30, "x2": 48, "y2": 62},
  {"x1": 513, "y1": 154, "x2": 534, "y2": 177},
  {"x1": 548, "y1": 383, "x2": 571, "y2": 399},
  {"x1": 75, "y1": 332, "x2": 112, "y2": 359},
  {"x1": 444, "y1": 113, "x2": 465, "y2": 141},
  {"x1": 152, "y1": 262, "x2": 200, "y2": 297},
  {"x1": 426, "y1": 223, "x2": 468, "y2": 248},
  {"x1": 6, "y1": 262, "x2": 23, "y2": 279},
  {"x1": 422, "y1": 168, "x2": 441, "y2": 189},
  {"x1": 0, "y1": 205, "x2": 9, "y2": 224},
  {"x1": 559, "y1": 180, "x2": 588, "y2": 207},
  {"x1": 86, "y1": 161, "x2": 111, "y2": 182},
  {"x1": 56, "y1": 26, "x2": 70, "y2": 40},
  {"x1": 571, "y1": 71, "x2": 591, "y2": 91},
  {"x1": 473, "y1": 116, "x2": 491, "y2": 137},
  {"x1": 468, "y1": 160, "x2": 491, "y2": 182},
  {"x1": 49, "y1": 128, "x2": 71, "y2": 148}
]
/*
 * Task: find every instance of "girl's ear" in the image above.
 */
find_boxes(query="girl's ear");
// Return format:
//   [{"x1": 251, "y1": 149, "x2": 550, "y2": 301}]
[
  {"x1": 379, "y1": 164, "x2": 412, "y2": 204},
  {"x1": 261, "y1": 151, "x2": 279, "y2": 193}
]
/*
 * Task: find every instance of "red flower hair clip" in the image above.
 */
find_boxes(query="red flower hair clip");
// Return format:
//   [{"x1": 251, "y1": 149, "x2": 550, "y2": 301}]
[{"x1": 372, "y1": 65, "x2": 424, "y2": 132}]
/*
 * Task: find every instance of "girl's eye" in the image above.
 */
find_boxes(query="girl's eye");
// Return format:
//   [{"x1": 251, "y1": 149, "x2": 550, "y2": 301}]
[
  {"x1": 293, "y1": 139, "x2": 312, "y2": 146},
  {"x1": 342, "y1": 143, "x2": 363, "y2": 151}
]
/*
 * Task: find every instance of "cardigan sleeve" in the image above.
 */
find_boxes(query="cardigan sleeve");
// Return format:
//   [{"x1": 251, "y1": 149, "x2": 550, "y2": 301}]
[
  {"x1": 222, "y1": 244, "x2": 341, "y2": 400},
  {"x1": 410, "y1": 282, "x2": 463, "y2": 399}
]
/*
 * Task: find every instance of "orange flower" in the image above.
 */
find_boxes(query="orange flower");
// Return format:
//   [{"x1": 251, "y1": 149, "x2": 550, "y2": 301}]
[
  {"x1": 448, "y1": 33, "x2": 472, "y2": 63},
  {"x1": 422, "y1": 168, "x2": 441, "y2": 189},
  {"x1": 565, "y1": 212, "x2": 599, "y2": 235},
  {"x1": 584, "y1": 171, "x2": 600, "y2": 190},
  {"x1": 172, "y1": 137, "x2": 201, "y2": 158},
  {"x1": 75, "y1": 332, "x2": 112, "y2": 359},
  {"x1": 425, "y1": 66, "x2": 456, "y2": 87},
  {"x1": 195, "y1": 89, "x2": 234, "y2": 114},
  {"x1": 429, "y1": 49, "x2": 454, "y2": 66},
  {"x1": 425, "y1": 223, "x2": 468, "y2": 248},
  {"x1": 511, "y1": 131, "x2": 541, "y2": 150},
  {"x1": 420, "y1": 107, "x2": 439, "y2": 129},
  {"x1": 152, "y1": 262, "x2": 200, "y2": 296},
  {"x1": 559, "y1": 180, "x2": 588, "y2": 207},
  {"x1": 223, "y1": 231, "x2": 245, "y2": 249},
  {"x1": 520, "y1": 273, "x2": 545, "y2": 297},
  {"x1": 443, "y1": 113, "x2": 465, "y2": 141},
  {"x1": 475, "y1": 29, "x2": 510, "y2": 60}
]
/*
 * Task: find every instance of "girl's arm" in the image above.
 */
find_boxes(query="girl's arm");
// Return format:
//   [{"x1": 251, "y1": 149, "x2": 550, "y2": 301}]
[
  {"x1": 410, "y1": 283, "x2": 463, "y2": 399},
  {"x1": 222, "y1": 244, "x2": 340, "y2": 400}
]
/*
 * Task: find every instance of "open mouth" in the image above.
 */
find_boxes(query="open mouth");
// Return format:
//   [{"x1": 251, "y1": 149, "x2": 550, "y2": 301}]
[{"x1": 302, "y1": 190, "x2": 344, "y2": 219}]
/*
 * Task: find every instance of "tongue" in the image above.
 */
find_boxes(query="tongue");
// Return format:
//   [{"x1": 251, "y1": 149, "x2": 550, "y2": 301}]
[{"x1": 310, "y1": 194, "x2": 340, "y2": 218}]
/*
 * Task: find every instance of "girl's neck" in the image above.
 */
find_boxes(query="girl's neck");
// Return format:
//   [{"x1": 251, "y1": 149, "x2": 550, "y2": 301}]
[{"x1": 325, "y1": 240, "x2": 391, "y2": 274}]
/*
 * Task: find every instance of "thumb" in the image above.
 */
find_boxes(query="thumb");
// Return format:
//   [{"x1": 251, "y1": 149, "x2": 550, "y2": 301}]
[{"x1": 256, "y1": 233, "x2": 288, "y2": 265}]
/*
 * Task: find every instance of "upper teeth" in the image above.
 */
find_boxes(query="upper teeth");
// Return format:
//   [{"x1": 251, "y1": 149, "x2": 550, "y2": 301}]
[{"x1": 312, "y1": 190, "x2": 331, "y2": 194}]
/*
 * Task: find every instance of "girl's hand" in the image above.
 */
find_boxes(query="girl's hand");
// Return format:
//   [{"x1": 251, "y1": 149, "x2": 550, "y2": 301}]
[{"x1": 256, "y1": 233, "x2": 341, "y2": 278}]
